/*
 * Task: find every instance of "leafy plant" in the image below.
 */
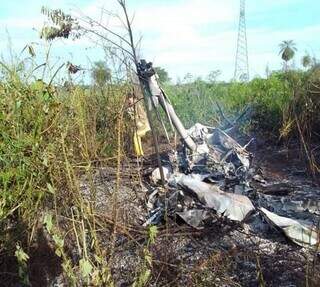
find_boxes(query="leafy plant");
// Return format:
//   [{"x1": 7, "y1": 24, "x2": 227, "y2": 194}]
[
  {"x1": 15, "y1": 244, "x2": 30, "y2": 285},
  {"x1": 91, "y1": 61, "x2": 111, "y2": 88},
  {"x1": 154, "y1": 66, "x2": 171, "y2": 84},
  {"x1": 40, "y1": 7, "x2": 80, "y2": 41},
  {"x1": 133, "y1": 225, "x2": 158, "y2": 287}
]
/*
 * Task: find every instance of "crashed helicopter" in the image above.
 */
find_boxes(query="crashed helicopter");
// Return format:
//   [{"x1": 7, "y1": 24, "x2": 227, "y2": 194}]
[{"x1": 135, "y1": 59, "x2": 319, "y2": 249}]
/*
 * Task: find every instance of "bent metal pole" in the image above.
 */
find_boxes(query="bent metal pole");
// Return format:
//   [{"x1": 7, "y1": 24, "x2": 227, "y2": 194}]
[
  {"x1": 157, "y1": 88, "x2": 197, "y2": 152},
  {"x1": 145, "y1": 68, "x2": 197, "y2": 152}
]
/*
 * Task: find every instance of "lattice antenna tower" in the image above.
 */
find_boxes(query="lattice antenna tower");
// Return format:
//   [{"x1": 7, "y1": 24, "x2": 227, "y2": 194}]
[{"x1": 234, "y1": 0, "x2": 249, "y2": 81}]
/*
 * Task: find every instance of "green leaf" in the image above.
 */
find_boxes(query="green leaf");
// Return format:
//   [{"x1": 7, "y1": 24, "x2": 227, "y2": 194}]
[
  {"x1": 140, "y1": 269, "x2": 151, "y2": 285},
  {"x1": 144, "y1": 249, "x2": 152, "y2": 267},
  {"x1": 47, "y1": 183, "x2": 55, "y2": 194},
  {"x1": 79, "y1": 258, "x2": 93, "y2": 278},
  {"x1": 53, "y1": 234, "x2": 64, "y2": 249},
  {"x1": 133, "y1": 269, "x2": 151, "y2": 287},
  {"x1": 43, "y1": 156, "x2": 48, "y2": 167},
  {"x1": 94, "y1": 254, "x2": 102, "y2": 264},
  {"x1": 15, "y1": 244, "x2": 29, "y2": 263},
  {"x1": 55, "y1": 249, "x2": 62, "y2": 257},
  {"x1": 43, "y1": 213, "x2": 53, "y2": 233},
  {"x1": 28, "y1": 45, "x2": 36, "y2": 57},
  {"x1": 148, "y1": 225, "x2": 158, "y2": 245},
  {"x1": 15, "y1": 100, "x2": 22, "y2": 109}
]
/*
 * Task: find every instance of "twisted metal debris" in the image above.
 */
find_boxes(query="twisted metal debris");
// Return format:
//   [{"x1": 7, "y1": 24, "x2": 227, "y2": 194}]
[{"x1": 139, "y1": 59, "x2": 319, "y2": 248}]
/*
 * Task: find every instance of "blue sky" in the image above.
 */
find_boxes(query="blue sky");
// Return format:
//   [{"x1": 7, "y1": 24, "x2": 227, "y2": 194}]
[{"x1": 0, "y1": 0, "x2": 319, "y2": 82}]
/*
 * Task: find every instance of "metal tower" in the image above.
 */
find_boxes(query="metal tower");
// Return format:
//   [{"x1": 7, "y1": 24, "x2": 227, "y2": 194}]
[{"x1": 234, "y1": 0, "x2": 249, "y2": 81}]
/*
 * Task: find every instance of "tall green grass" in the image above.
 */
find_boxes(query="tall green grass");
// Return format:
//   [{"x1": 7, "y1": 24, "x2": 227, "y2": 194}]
[
  {"x1": 0, "y1": 57, "x2": 132, "y2": 285},
  {"x1": 165, "y1": 73, "x2": 292, "y2": 135},
  {"x1": 166, "y1": 71, "x2": 320, "y2": 139}
]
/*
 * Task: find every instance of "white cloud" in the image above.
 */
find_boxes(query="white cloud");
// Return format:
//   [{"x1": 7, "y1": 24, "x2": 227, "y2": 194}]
[
  {"x1": 0, "y1": 18, "x2": 44, "y2": 29},
  {"x1": 133, "y1": 0, "x2": 237, "y2": 31}
]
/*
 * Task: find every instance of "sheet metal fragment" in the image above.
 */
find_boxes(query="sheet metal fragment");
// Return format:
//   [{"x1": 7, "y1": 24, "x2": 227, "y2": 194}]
[
  {"x1": 178, "y1": 175, "x2": 255, "y2": 222},
  {"x1": 260, "y1": 207, "x2": 319, "y2": 247},
  {"x1": 176, "y1": 209, "x2": 209, "y2": 229}
]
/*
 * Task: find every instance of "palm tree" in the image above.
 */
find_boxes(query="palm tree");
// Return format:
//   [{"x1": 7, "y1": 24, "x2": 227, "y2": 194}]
[
  {"x1": 301, "y1": 54, "x2": 312, "y2": 69},
  {"x1": 279, "y1": 40, "x2": 297, "y2": 70}
]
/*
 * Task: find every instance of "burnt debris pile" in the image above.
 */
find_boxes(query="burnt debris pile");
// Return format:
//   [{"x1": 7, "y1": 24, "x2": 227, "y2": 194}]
[
  {"x1": 136, "y1": 59, "x2": 319, "y2": 249},
  {"x1": 145, "y1": 123, "x2": 319, "y2": 248}
]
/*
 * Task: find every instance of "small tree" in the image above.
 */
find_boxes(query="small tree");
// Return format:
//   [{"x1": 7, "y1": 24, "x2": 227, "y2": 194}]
[
  {"x1": 279, "y1": 40, "x2": 297, "y2": 70},
  {"x1": 154, "y1": 66, "x2": 170, "y2": 84},
  {"x1": 301, "y1": 54, "x2": 312, "y2": 69},
  {"x1": 91, "y1": 61, "x2": 111, "y2": 87},
  {"x1": 183, "y1": 73, "x2": 193, "y2": 83},
  {"x1": 207, "y1": 70, "x2": 221, "y2": 83}
]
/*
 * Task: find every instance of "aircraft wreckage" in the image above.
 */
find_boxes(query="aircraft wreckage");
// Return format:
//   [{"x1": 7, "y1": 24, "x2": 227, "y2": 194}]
[{"x1": 136, "y1": 59, "x2": 319, "y2": 248}]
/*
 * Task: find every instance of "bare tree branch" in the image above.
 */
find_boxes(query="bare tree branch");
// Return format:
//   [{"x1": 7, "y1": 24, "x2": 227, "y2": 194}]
[
  {"x1": 81, "y1": 26, "x2": 135, "y2": 60},
  {"x1": 79, "y1": 14, "x2": 132, "y2": 47}
]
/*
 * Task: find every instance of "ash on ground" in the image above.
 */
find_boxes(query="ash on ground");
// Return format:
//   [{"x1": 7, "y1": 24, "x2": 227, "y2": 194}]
[{"x1": 77, "y1": 125, "x2": 320, "y2": 286}]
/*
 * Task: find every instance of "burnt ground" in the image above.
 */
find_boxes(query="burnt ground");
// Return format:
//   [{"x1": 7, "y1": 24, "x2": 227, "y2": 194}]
[
  {"x1": 76, "y1": 141, "x2": 320, "y2": 287},
  {"x1": 1, "y1": 141, "x2": 320, "y2": 286}
]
